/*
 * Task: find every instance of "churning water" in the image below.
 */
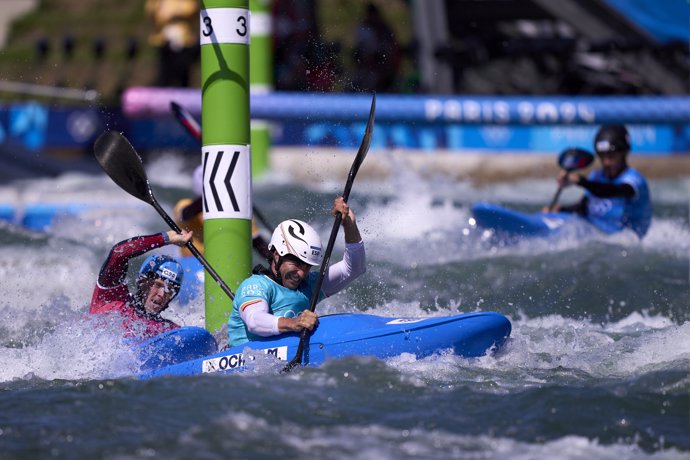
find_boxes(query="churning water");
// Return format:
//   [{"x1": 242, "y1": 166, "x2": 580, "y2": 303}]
[{"x1": 0, "y1": 151, "x2": 688, "y2": 459}]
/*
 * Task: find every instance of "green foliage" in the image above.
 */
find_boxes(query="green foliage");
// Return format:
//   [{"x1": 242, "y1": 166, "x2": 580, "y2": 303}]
[{"x1": 0, "y1": 0, "x2": 158, "y2": 105}]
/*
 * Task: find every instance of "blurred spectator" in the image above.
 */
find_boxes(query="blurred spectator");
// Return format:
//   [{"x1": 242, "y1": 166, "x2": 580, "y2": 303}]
[
  {"x1": 145, "y1": 0, "x2": 199, "y2": 87},
  {"x1": 351, "y1": 2, "x2": 401, "y2": 92},
  {"x1": 272, "y1": 0, "x2": 317, "y2": 91}
]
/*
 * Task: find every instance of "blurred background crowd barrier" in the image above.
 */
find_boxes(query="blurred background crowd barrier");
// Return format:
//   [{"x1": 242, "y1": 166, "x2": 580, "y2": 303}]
[{"x1": 0, "y1": 0, "x2": 688, "y2": 171}]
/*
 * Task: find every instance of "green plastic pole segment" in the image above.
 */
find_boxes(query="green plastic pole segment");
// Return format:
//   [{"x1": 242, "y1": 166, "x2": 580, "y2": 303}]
[
  {"x1": 200, "y1": 0, "x2": 252, "y2": 333},
  {"x1": 249, "y1": 0, "x2": 272, "y2": 177}
]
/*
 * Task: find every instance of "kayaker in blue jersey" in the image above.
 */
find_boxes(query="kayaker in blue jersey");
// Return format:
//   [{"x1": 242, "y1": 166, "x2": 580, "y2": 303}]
[
  {"x1": 227, "y1": 197, "x2": 366, "y2": 347},
  {"x1": 546, "y1": 124, "x2": 652, "y2": 238}
]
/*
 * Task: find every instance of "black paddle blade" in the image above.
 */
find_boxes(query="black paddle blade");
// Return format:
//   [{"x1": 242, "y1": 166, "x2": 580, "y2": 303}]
[
  {"x1": 343, "y1": 93, "x2": 376, "y2": 200},
  {"x1": 93, "y1": 131, "x2": 154, "y2": 205},
  {"x1": 558, "y1": 147, "x2": 594, "y2": 172}
]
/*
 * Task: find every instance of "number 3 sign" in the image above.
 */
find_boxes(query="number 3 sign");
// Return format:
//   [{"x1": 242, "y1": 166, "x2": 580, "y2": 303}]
[{"x1": 200, "y1": 8, "x2": 250, "y2": 46}]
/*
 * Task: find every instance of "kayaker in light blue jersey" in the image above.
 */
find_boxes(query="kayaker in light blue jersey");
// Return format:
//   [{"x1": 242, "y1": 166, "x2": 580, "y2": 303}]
[
  {"x1": 547, "y1": 124, "x2": 652, "y2": 238},
  {"x1": 228, "y1": 197, "x2": 366, "y2": 347}
]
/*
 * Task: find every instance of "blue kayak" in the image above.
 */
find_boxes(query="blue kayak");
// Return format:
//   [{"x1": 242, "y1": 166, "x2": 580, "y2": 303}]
[
  {"x1": 471, "y1": 202, "x2": 592, "y2": 240},
  {"x1": 137, "y1": 311, "x2": 512, "y2": 379}
]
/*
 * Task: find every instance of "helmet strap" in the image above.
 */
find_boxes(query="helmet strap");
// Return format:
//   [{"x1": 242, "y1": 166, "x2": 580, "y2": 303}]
[{"x1": 270, "y1": 252, "x2": 285, "y2": 285}]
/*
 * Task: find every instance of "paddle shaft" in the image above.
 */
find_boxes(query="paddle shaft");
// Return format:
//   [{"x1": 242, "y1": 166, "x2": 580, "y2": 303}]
[
  {"x1": 547, "y1": 186, "x2": 563, "y2": 211},
  {"x1": 149, "y1": 196, "x2": 235, "y2": 301},
  {"x1": 281, "y1": 214, "x2": 343, "y2": 372},
  {"x1": 289, "y1": 175, "x2": 356, "y2": 357},
  {"x1": 251, "y1": 206, "x2": 273, "y2": 234},
  {"x1": 282, "y1": 94, "x2": 375, "y2": 373},
  {"x1": 306, "y1": 166, "x2": 358, "y2": 315},
  {"x1": 547, "y1": 148, "x2": 594, "y2": 211}
]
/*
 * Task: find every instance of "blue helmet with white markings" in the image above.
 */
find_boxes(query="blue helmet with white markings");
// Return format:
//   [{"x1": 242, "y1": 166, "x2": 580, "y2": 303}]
[{"x1": 138, "y1": 254, "x2": 184, "y2": 286}]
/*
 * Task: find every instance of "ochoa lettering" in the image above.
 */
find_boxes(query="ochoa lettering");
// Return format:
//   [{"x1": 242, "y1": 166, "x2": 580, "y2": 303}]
[
  {"x1": 202, "y1": 353, "x2": 246, "y2": 373},
  {"x1": 202, "y1": 346, "x2": 289, "y2": 373}
]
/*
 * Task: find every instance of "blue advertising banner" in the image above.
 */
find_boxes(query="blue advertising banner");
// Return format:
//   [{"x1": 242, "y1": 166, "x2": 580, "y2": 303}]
[
  {"x1": 2, "y1": 92, "x2": 690, "y2": 154},
  {"x1": 275, "y1": 121, "x2": 690, "y2": 155},
  {"x1": 123, "y1": 88, "x2": 690, "y2": 125}
]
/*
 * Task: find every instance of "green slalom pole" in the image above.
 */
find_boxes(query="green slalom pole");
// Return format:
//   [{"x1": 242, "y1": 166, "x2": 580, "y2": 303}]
[
  {"x1": 249, "y1": 0, "x2": 272, "y2": 177},
  {"x1": 200, "y1": 0, "x2": 252, "y2": 333}
]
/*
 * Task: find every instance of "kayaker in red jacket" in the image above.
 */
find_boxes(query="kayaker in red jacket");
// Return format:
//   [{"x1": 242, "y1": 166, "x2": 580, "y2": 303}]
[{"x1": 90, "y1": 230, "x2": 192, "y2": 340}]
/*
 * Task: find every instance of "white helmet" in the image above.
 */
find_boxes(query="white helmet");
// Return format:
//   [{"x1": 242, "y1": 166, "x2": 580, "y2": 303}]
[{"x1": 269, "y1": 219, "x2": 323, "y2": 266}]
